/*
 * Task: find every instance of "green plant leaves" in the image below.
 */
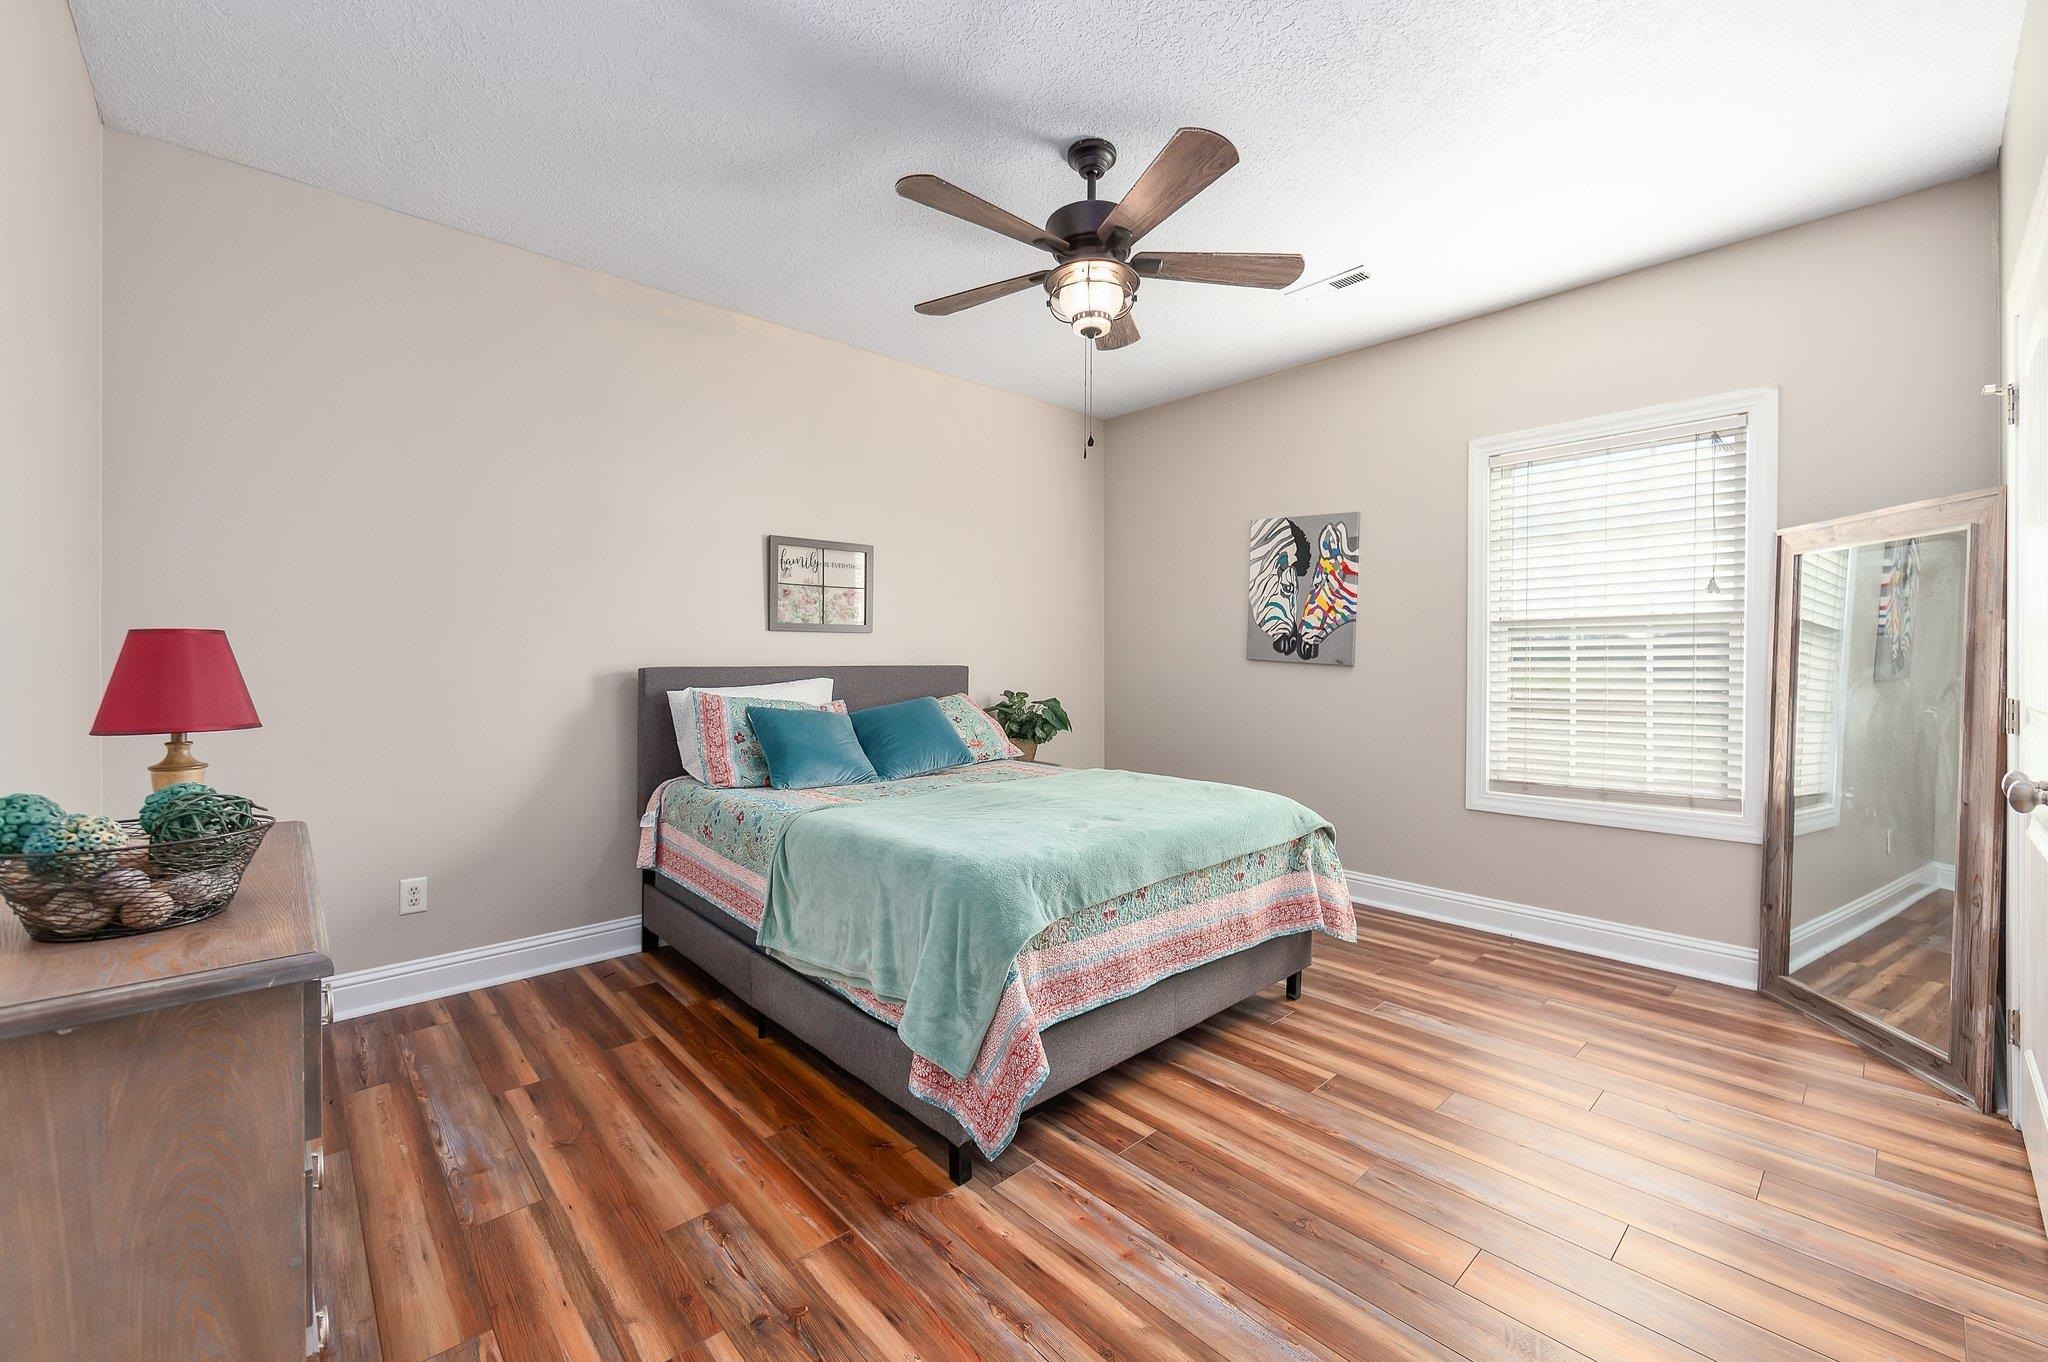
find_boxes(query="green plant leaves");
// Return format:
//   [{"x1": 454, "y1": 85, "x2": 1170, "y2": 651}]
[{"x1": 988, "y1": 690, "x2": 1072, "y2": 745}]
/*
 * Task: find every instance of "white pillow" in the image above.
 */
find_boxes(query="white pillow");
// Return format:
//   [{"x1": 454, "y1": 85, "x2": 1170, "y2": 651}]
[{"x1": 669, "y1": 678, "x2": 833, "y2": 781}]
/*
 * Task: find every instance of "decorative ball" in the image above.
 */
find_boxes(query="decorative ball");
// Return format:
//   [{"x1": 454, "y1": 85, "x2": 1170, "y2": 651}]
[
  {"x1": 0, "y1": 858, "x2": 57, "y2": 906},
  {"x1": 118, "y1": 887, "x2": 180, "y2": 931},
  {"x1": 93, "y1": 867, "x2": 154, "y2": 903},
  {"x1": 145, "y1": 789, "x2": 263, "y2": 844},
  {"x1": 162, "y1": 869, "x2": 231, "y2": 908},
  {"x1": 0, "y1": 794, "x2": 65, "y2": 855},
  {"x1": 41, "y1": 888, "x2": 115, "y2": 936},
  {"x1": 138, "y1": 783, "x2": 213, "y2": 838},
  {"x1": 24, "y1": 815, "x2": 131, "y2": 879}
]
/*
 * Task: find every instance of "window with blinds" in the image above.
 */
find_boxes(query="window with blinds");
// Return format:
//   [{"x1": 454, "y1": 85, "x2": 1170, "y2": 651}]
[
  {"x1": 1467, "y1": 392, "x2": 1777, "y2": 841},
  {"x1": 1792, "y1": 547, "x2": 1851, "y2": 829}
]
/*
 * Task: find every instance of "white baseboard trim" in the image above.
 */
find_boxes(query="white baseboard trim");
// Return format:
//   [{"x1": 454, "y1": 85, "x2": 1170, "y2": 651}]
[
  {"x1": 327, "y1": 915, "x2": 642, "y2": 1021},
  {"x1": 1789, "y1": 861, "x2": 1950, "y2": 972},
  {"x1": 334, "y1": 871, "x2": 1774, "y2": 1018},
  {"x1": 1345, "y1": 871, "x2": 1757, "y2": 989}
]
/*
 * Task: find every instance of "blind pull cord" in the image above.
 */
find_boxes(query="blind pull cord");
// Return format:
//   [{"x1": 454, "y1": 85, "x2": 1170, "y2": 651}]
[{"x1": 1705, "y1": 432, "x2": 1724, "y2": 594}]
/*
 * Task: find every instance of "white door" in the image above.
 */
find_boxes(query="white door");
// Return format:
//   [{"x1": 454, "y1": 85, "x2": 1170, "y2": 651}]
[{"x1": 2008, "y1": 182, "x2": 2048, "y2": 1216}]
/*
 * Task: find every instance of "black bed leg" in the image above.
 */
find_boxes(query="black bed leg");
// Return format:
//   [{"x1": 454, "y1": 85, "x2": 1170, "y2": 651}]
[
  {"x1": 640, "y1": 925, "x2": 659, "y2": 953},
  {"x1": 948, "y1": 1142, "x2": 973, "y2": 1185},
  {"x1": 1285, "y1": 971, "x2": 1303, "y2": 1001},
  {"x1": 756, "y1": 1016, "x2": 770, "y2": 1040}
]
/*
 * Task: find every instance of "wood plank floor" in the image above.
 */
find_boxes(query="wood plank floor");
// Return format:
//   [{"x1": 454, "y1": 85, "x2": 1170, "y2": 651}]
[
  {"x1": 1791, "y1": 891, "x2": 1954, "y2": 1050},
  {"x1": 318, "y1": 907, "x2": 2048, "y2": 1361}
]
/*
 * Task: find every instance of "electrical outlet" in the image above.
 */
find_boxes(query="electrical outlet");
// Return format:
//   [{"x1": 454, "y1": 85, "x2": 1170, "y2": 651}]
[{"x1": 399, "y1": 877, "x2": 428, "y2": 915}]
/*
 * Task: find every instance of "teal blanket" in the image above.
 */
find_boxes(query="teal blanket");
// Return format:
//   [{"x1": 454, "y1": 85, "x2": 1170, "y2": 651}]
[{"x1": 755, "y1": 768, "x2": 1330, "y2": 1079}]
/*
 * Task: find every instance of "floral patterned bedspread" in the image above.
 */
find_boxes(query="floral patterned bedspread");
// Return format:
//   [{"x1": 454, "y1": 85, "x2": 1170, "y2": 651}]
[{"x1": 636, "y1": 761, "x2": 1353, "y2": 1154}]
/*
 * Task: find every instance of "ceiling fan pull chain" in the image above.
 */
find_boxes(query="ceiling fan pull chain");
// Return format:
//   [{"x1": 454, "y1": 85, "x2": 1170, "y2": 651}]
[{"x1": 1083, "y1": 340, "x2": 1095, "y2": 458}]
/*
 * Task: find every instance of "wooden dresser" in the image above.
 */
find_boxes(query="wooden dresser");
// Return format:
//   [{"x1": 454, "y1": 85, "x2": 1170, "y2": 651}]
[{"x1": 0, "y1": 822, "x2": 333, "y2": 1360}]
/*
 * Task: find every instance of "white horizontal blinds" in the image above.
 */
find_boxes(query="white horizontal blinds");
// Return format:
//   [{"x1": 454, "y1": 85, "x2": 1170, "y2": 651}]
[
  {"x1": 1486, "y1": 416, "x2": 1750, "y2": 811},
  {"x1": 1793, "y1": 547, "x2": 1851, "y2": 810}
]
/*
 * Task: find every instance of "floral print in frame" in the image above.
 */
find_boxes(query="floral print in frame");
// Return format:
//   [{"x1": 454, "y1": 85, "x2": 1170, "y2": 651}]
[{"x1": 767, "y1": 535, "x2": 873, "y2": 633}]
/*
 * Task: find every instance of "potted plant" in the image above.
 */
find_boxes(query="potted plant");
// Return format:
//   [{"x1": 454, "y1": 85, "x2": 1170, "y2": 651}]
[{"x1": 988, "y1": 690, "x2": 1072, "y2": 762}]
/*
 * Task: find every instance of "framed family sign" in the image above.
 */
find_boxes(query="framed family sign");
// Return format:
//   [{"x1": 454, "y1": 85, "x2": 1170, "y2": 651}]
[{"x1": 766, "y1": 535, "x2": 874, "y2": 633}]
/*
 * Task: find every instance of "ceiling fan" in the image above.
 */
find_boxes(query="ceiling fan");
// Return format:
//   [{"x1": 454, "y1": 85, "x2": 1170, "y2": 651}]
[{"x1": 897, "y1": 128, "x2": 1304, "y2": 351}]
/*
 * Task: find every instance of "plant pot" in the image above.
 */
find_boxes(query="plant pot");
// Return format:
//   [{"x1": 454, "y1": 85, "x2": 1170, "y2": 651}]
[{"x1": 1012, "y1": 738, "x2": 1039, "y2": 762}]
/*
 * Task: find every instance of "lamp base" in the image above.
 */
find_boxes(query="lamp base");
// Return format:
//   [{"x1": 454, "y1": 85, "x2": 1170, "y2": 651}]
[{"x1": 148, "y1": 733, "x2": 208, "y2": 791}]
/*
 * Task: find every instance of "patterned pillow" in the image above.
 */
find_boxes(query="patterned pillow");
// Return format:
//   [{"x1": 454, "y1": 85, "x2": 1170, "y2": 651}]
[
  {"x1": 695, "y1": 694, "x2": 847, "y2": 788},
  {"x1": 934, "y1": 694, "x2": 1023, "y2": 763},
  {"x1": 668, "y1": 677, "x2": 833, "y2": 782}
]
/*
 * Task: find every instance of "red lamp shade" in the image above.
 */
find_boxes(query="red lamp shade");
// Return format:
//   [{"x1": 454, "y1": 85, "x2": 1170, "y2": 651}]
[{"x1": 90, "y1": 629, "x2": 261, "y2": 736}]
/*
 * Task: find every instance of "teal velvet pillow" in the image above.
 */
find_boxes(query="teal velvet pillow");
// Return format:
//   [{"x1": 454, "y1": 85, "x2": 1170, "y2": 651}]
[
  {"x1": 747, "y1": 705, "x2": 879, "y2": 790},
  {"x1": 850, "y1": 697, "x2": 976, "y2": 780}
]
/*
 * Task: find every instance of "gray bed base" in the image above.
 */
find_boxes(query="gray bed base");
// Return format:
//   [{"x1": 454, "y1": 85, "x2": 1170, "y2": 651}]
[{"x1": 634, "y1": 664, "x2": 1313, "y2": 1182}]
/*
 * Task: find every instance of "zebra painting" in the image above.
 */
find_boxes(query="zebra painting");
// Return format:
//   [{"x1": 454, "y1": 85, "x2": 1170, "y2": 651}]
[
  {"x1": 1248, "y1": 517, "x2": 1310, "y2": 648},
  {"x1": 1245, "y1": 511, "x2": 1360, "y2": 665}
]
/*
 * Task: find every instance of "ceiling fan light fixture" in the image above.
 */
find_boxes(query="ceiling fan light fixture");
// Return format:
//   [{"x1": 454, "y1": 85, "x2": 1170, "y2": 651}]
[
  {"x1": 1046, "y1": 259, "x2": 1135, "y2": 338},
  {"x1": 902, "y1": 129, "x2": 1298, "y2": 352}
]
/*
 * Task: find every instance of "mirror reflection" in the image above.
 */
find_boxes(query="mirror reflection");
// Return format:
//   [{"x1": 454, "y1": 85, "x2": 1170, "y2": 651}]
[{"x1": 1786, "y1": 529, "x2": 1967, "y2": 1055}]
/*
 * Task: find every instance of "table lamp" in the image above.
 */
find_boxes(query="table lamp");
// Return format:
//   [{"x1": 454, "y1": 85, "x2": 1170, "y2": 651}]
[{"x1": 91, "y1": 629, "x2": 262, "y2": 790}]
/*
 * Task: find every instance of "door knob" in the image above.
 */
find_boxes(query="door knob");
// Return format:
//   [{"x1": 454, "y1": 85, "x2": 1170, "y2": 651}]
[{"x1": 2005, "y1": 770, "x2": 2042, "y2": 814}]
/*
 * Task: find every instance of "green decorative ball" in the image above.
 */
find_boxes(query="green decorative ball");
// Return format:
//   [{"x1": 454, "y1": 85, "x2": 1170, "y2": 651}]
[
  {"x1": 24, "y1": 814, "x2": 131, "y2": 879},
  {"x1": 0, "y1": 794, "x2": 65, "y2": 855},
  {"x1": 145, "y1": 788, "x2": 263, "y2": 844},
  {"x1": 138, "y1": 783, "x2": 214, "y2": 838}
]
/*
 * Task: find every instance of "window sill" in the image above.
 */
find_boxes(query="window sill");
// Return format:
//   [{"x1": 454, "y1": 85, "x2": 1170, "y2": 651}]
[
  {"x1": 1466, "y1": 788, "x2": 1763, "y2": 844},
  {"x1": 1794, "y1": 804, "x2": 1841, "y2": 835}
]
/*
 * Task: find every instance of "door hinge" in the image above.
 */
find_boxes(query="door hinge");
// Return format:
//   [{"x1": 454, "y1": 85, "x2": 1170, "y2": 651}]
[
  {"x1": 2010, "y1": 1008, "x2": 2023, "y2": 1046},
  {"x1": 1984, "y1": 381, "x2": 2018, "y2": 426},
  {"x1": 2007, "y1": 696, "x2": 2022, "y2": 735}
]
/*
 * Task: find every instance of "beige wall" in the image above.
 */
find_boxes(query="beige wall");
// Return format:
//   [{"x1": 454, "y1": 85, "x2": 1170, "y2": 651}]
[
  {"x1": 2005, "y1": 0, "x2": 2048, "y2": 288},
  {"x1": 1104, "y1": 174, "x2": 2002, "y2": 951},
  {"x1": 100, "y1": 132, "x2": 1104, "y2": 973},
  {"x1": 2, "y1": 0, "x2": 102, "y2": 811}
]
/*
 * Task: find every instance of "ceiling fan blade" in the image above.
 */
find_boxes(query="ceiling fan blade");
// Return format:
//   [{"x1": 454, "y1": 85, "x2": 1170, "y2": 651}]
[
  {"x1": 896, "y1": 175, "x2": 1065, "y2": 253},
  {"x1": 914, "y1": 272, "x2": 1048, "y2": 316},
  {"x1": 1098, "y1": 128, "x2": 1239, "y2": 247},
  {"x1": 1096, "y1": 312, "x2": 1140, "y2": 351},
  {"x1": 1131, "y1": 252, "x2": 1305, "y2": 289}
]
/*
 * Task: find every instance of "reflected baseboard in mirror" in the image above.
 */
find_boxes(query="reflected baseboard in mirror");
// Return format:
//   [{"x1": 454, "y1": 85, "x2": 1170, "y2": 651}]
[
  {"x1": 1790, "y1": 876, "x2": 1954, "y2": 1051},
  {"x1": 1759, "y1": 487, "x2": 2006, "y2": 1112}
]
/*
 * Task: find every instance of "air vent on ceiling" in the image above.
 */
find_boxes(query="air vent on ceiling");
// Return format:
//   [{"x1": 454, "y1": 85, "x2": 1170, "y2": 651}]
[{"x1": 1286, "y1": 265, "x2": 1372, "y2": 302}]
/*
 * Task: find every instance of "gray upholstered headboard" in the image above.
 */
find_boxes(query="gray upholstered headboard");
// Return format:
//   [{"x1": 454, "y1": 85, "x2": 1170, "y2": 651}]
[{"x1": 636, "y1": 665, "x2": 970, "y2": 807}]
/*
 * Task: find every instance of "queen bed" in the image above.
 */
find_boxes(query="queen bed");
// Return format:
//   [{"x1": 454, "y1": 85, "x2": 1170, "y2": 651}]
[{"x1": 635, "y1": 664, "x2": 1353, "y2": 1181}]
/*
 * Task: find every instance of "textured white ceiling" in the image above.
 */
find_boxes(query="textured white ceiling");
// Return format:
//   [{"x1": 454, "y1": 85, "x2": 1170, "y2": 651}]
[{"x1": 69, "y1": 0, "x2": 2025, "y2": 416}]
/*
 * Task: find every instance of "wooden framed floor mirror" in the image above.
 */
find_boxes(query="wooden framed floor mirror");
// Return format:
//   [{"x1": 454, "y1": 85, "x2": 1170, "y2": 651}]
[{"x1": 1759, "y1": 487, "x2": 2006, "y2": 1111}]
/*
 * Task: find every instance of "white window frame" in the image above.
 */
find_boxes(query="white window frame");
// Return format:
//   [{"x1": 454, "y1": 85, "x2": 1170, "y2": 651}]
[
  {"x1": 1792, "y1": 547, "x2": 1854, "y2": 835},
  {"x1": 1465, "y1": 387, "x2": 1780, "y2": 843}
]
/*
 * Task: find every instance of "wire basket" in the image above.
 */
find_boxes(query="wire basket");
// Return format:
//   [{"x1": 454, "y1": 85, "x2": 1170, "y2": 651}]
[{"x1": 0, "y1": 817, "x2": 274, "y2": 943}]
